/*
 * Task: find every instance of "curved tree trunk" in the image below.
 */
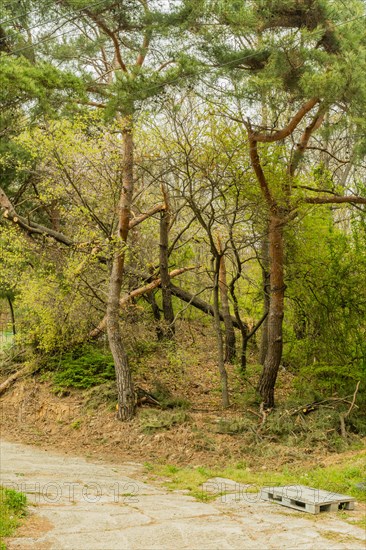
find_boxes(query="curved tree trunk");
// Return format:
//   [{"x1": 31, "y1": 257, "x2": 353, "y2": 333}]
[
  {"x1": 106, "y1": 117, "x2": 135, "y2": 421},
  {"x1": 257, "y1": 211, "x2": 285, "y2": 408}
]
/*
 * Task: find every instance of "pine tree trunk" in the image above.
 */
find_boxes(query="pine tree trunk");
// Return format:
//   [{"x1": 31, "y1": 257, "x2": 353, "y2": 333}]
[
  {"x1": 259, "y1": 233, "x2": 270, "y2": 365},
  {"x1": 257, "y1": 212, "x2": 285, "y2": 408},
  {"x1": 159, "y1": 206, "x2": 175, "y2": 339},
  {"x1": 106, "y1": 118, "x2": 135, "y2": 421},
  {"x1": 213, "y1": 258, "x2": 230, "y2": 408},
  {"x1": 218, "y1": 249, "x2": 236, "y2": 363}
]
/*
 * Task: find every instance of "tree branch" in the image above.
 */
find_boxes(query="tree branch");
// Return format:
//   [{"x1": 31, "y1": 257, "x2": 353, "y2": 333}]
[
  {"x1": 136, "y1": 28, "x2": 152, "y2": 67},
  {"x1": 303, "y1": 195, "x2": 366, "y2": 205},
  {"x1": 83, "y1": 9, "x2": 128, "y2": 73},
  {"x1": 129, "y1": 203, "x2": 165, "y2": 229},
  {"x1": 248, "y1": 137, "x2": 274, "y2": 207},
  {"x1": 89, "y1": 266, "x2": 197, "y2": 338},
  {"x1": 252, "y1": 98, "x2": 319, "y2": 143},
  {"x1": 288, "y1": 107, "x2": 326, "y2": 176},
  {"x1": 170, "y1": 284, "x2": 247, "y2": 331},
  {"x1": 0, "y1": 186, "x2": 73, "y2": 246}
]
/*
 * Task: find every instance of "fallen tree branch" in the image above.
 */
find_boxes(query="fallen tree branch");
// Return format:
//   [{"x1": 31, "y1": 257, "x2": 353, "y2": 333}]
[
  {"x1": 0, "y1": 365, "x2": 38, "y2": 396},
  {"x1": 1, "y1": 187, "x2": 165, "y2": 248},
  {"x1": 1, "y1": 185, "x2": 73, "y2": 246},
  {"x1": 345, "y1": 381, "x2": 361, "y2": 417},
  {"x1": 122, "y1": 268, "x2": 249, "y2": 329},
  {"x1": 89, "y1": 266, "x2": 197, "y2": 338},
  {"x1": 170, "y1": 284, "x2": 248, "y2": 331}
]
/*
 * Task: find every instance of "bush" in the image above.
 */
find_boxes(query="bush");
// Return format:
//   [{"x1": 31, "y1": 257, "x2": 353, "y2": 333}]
[
  {"x1": 1, "y1": 488, "x2": 27, "y2": 515},
  {"x1": 48, "y1": 345, "x2": 115, "y2": 391},
  {"x1": 295, "y1": 363, "x2": 365, "y2": 398}
]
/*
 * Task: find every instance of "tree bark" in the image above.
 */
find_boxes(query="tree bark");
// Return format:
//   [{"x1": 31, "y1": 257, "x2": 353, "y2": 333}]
[
  {"x1": 212, "y1": 257, "x2": 230, "y2": 408},
  {"x1": 257, "y1": 211, "x2": 285, "y2": 408},
  {"x1": 0, "y1": 366, "x2": 32, "y2": 396},
  {"x1": 217, "y1": 238, "x2": 236, "y2": 363},
  {"x1": 146, "y1": 290, "x2": 164, "y2": 340},
  {"x1": 159, "y1": 188, "x2": 175, "y2": 338},
  {"x1": 7, "y1": 295, "x2": 16, "y2": 336},
  {"x1": 259, "y1": 233, "x2": 270, "y2": 365},
  {"x1": 106, "y1": 117, "x2": 135, "y2": 421}
]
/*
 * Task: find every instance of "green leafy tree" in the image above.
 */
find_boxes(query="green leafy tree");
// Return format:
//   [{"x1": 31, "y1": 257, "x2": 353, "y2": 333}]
[{"x1": 198, "y1": 0, "x2": 366, "y2": 407}]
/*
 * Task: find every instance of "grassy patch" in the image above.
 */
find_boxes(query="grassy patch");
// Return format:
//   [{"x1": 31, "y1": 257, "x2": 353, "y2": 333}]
[
  {"x1": 149, "y1": 381, "x2": 191, "y2": 410},
  {"x1": 346, "y1": 516, "x2": 366, "y2": 530},
  {"x1": 321, "y1": 530, "x2": 364, "y2": 545},
  {"x1": 139, "y1": 409, "x2": 190, "y2": 433},
  {"x1": 0, "y1": 486, "x2": 27, "y2": 545},
  {"x1": 144, "y1": 451, "x2": 366, "y2": 502}
]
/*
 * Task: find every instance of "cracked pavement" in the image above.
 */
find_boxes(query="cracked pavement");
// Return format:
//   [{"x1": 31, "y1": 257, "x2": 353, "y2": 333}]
[{"x1": 1, "y1": 440, "x2": 365, "y2": 549}]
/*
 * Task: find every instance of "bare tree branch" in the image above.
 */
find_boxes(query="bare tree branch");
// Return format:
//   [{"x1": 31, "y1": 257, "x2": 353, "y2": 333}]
[
  {"x1": 0, "y1": 185, "x2": 73, "y2": 246},
  {"x1": 252, "y1": 98, "x2": 319, "y2": 142},
  {"x1": 303, "y1": 195, "x2": 366, "y2": 205},
  {"x1": 129, "y1": 203, "x2": 165, "y2": 229}
]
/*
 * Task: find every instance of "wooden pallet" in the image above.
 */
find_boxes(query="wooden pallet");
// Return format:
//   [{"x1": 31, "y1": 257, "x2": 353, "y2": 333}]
[{"x1": 260, "y1": 485, "x2": 355, "y2": 514}]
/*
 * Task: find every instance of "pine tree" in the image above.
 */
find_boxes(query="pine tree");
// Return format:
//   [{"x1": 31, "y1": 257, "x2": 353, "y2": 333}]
[{"x1": 199, "y1": 0, "x2": 366, "y2": 407}]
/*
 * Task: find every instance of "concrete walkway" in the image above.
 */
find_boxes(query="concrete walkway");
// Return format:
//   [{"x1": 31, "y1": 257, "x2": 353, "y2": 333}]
[{"x1": 1, "y1": 440, "x2": 365, "y2": 549}]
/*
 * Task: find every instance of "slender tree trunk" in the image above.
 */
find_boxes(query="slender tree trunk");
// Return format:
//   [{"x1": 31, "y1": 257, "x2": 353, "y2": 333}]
[
  {"x1": 240, "y1": 335, "x2": 248, "y2": 371},
  {"x1": 231, "y1": 294, "x2": 247, "y2": 371},
  {"x1": 7, "y1": 295, "x2": 16, "y2": 335},
  {"x1": 146, "y1": 290, "x2": 164, "y2": 340},
  {"x1": 259, "y1": 232, "x2": 270, "y2": 365},
  {"x1": 217, "y1": 239, "x2": 236, "y2": 362},
  {"x1": 212, "y1": 257, "x2": 230, "y2": 408},
  {"x1": 106, "y1": 117, "x2": 135, "y2": 421},
  {"x1": 159, "y1": 191, "x2": 175, "y2": 339},
  {"x1": 257, "y1": 211, "x2": 285, "y2": 408}
]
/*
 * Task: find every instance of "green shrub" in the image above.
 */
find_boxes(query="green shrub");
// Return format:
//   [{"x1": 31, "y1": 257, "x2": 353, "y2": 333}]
[
  {"x1": 1, "y1": 488, "x2": 27, "y2": 515},
  {"x1": 295, "y1": 363, "x2": 365, "y2": 397},
  {"x1": 48, "y1": 345, "x2": 115, "y2": 391},
  {"x1": 262, "y1": 406, "x2": 364, "y2": 451}
]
